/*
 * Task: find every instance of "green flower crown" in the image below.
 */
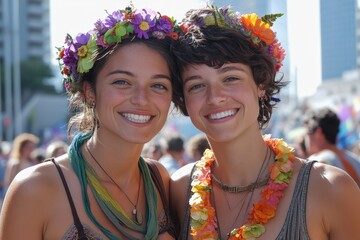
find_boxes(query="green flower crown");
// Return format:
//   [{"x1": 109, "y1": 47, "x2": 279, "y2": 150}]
[
  {"x1": 56, "y1": 6, "x2": 183, "y2": 94},
  {"x1": 180, "y1": 6, "x2": 285, "y2": 72}
]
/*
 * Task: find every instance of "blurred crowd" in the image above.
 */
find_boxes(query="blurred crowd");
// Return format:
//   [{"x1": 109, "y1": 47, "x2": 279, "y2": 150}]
[{"x1": 0, "y1": 134, "x2": 69, "y2": 211}]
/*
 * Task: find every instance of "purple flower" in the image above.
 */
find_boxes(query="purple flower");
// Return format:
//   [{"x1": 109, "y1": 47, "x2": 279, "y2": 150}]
[
  {"x1": 104, "y1": 10, "x2": 124, "y2": 28},
  {"x1": 156, "y1": 17, "x2": 173, "y2": 33},
  {"x1": 73, "y1": 33, "x2": 90, "y2": 48},
  {"x1": 94, "y1": 19, "x2": 107, "y2": 35},
  {"x1": 96, "y1": 36, "x2": 109, "y2": 47},
  {"x1": 62, "y1": 47, "x2": 78, "y2": 77},
  {"x1": 132, "y1": 9, "x2": 156, "y2": 39}
]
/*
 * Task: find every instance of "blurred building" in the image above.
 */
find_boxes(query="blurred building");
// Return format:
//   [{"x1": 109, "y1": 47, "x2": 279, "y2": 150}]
[
  {"x1": 0, "y1": 0, "x2": 51, "y2": 62},
  {"x1": 321, "y1": 0, "x2": 359, "y2": 80},
  {"x1": 0, "y1": 0, "x2": 53, "y2": 141}
]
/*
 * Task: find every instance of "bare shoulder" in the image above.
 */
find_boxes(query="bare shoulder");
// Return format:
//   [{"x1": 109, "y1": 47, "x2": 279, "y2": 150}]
[
  {"x1": 309, "y1": 161, "x2": 359, "y2": 194},
  {"x1": 7, "y1": 160, "x2": 61, "y2": 197},
  {"x1": 307, "y1": 161, "x2": 360, "y2": 238},
  {"x1": 171, "y1": 162, "x2": 195, "y2": 182},
  {"x1": 169, "y1": 162, "x2": 195, "y2": 230},
  {"x1": 0, "y1": 158, "x2": 66, "y2": 238}
]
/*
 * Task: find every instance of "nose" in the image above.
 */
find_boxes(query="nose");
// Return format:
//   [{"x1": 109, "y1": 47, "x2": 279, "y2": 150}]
[
  {"x1": 130, "y1": 86, "x2": 149, "y2": 106},
  {"x1": 206, "y1": 84, "x2": 226, "y2": 105}
]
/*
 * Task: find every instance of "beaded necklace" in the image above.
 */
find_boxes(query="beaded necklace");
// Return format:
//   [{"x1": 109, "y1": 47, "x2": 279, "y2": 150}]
[
  {"x1": 69, "y1": 132, "x2": 159, "y2": 240},
  {"x1": 189, "y1": 137, "x2": 295, "y2": 239}
]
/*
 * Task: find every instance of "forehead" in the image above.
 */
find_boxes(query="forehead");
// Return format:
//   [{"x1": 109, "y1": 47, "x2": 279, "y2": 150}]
[{"x1": 100, "y1": 43, "x2": 170, "y2": 75}]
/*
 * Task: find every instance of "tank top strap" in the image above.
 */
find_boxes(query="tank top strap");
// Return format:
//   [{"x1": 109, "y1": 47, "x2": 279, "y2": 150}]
[
  {"x1": 276, "y1": 160, "x2": 316, "y2": 240},
  {"x1": 179, "y1": 163, "x2": 197, "y2": 240},
  {"x1": 146, "y1": 159, "x2": 177, "y2": 238},
  {"x1": 45, "y1": 158, "x2": 88, "y2": 240}
]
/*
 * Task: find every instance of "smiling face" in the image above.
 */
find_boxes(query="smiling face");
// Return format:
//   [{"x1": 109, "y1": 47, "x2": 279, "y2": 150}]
[
  {"x1": 183, "y1": 63, "x2": 263, "y2": 143},
  {"x1": 84, "y1": 43, "x2": 173, "y2": 144}
]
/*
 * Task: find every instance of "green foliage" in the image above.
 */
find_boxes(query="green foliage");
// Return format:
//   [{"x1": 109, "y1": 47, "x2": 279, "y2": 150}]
[
  {"x1": 261, "y1": 13, "x2": 284, "y2": 27},
  {"x1": 20, "y1": 58, "x2": 56, "y2": 94},
  {"x1": 0, "y1": 58, "x2": 57, "y2": 106}
]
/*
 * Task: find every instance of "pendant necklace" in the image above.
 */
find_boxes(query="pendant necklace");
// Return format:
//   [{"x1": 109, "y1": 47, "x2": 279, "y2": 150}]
[{"x1": 86, "y1": 144, "x2": 143, "y2": 225}]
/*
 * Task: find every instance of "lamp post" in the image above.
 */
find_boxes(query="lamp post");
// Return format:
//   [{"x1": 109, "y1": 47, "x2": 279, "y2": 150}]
[
  {"x1": 13, "y1": 0, "x2": 22, "y2": 135},
  {"x1": 3, "y1": 0, "x2": 14, "y2": 141}
]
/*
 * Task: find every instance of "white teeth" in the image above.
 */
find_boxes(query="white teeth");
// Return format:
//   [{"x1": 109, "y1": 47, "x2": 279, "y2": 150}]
[
  {"x1": 122, "y1": 113, "x2": 151, "y2": 123},
  {"x1": 208, "y1": 110, "x2": 236, "y2": 120}
]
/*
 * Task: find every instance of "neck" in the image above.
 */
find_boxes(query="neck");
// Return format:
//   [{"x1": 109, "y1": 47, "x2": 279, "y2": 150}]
[
  {"x1": 84, "y1": 132, "x2": 144, "y2": 185},
  {"x1": 208, "y1": 131, "x2": 270, "y2": 186}
]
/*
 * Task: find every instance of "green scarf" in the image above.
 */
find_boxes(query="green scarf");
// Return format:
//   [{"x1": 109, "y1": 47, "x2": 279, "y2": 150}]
[{"x1": 69, "y1": 132, "x2": 159, "y2": 240}]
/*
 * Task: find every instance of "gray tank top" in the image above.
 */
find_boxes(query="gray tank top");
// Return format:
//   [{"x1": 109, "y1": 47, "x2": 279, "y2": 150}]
[{"x1": 180, "y1": 160, "x2": 315, "y2": 239}]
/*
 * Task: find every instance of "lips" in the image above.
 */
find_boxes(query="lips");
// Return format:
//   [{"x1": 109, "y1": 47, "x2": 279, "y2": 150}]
[
  {"x1": 121, "y1": 113, "x2": 152, "y2": 123},
  {"x1": 207, "y1": 109, "x2": 238, "y2": 120}
]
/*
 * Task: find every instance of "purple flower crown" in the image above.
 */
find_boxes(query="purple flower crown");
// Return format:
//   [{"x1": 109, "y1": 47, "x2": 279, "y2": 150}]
[{"x1": 56, "y1": 7, "x2": 183, "y2": 94}]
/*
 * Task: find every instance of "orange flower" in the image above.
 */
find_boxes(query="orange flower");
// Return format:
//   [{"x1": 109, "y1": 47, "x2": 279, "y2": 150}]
[
  {"x1": 58, "y1": 48, "x2": 65, "y2": 59},
  {"x1": 167, "y1": 32, "x2": 179, "y2": 40},
  {"x1": 251, "y1": 202, "x2": 276, "y2": 224},
  {"x1": 241, "y1": 13, "x2": 275, "y2": 45},
  {"x1": 270, "y1": 162, "x2": 281, "y2": 179},
  {"x1": 62, "y1": 66, "x2": 70, "y2": 76}
]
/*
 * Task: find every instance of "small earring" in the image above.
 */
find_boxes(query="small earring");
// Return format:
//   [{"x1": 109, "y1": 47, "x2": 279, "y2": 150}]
[{"x1": 260, "y1": 95, "x2": 267, "y2": 121}]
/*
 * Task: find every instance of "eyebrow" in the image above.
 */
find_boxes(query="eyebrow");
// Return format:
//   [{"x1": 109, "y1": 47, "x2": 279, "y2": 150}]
[
  {"x1": 107, "y1": 70, "x2": 172, "y2": 81},
  {"x1": 218, "y1": 65, "x2": 247, "y2": 74},
  {"x1": 183, "y1": 75, "x2": 202, "y2": 85},
  {"x1": 183, "y1": 64, "x2": 248, "y2": 84}
]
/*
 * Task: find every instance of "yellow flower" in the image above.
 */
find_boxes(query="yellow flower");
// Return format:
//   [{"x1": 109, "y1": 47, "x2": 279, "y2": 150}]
[
  {"x1": 77, "y1": 35, "x2": 98, "y2": 73},
  {"x1": 139, "y1": 21, "x2": 150, "y2": 31}
]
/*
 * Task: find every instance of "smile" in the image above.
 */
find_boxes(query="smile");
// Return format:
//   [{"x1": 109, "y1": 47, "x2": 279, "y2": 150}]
[
  {"x1": 121, "y1": 113, "x2": 152, "y2": 123},
  {"x1": 207, "y1": 109, "x2": 238, "y2": 120}
]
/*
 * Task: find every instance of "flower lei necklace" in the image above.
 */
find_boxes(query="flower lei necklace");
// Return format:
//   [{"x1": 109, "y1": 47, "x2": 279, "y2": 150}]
[{"x1": 189, "y1": 137, "x2": 295, "y2": 239}]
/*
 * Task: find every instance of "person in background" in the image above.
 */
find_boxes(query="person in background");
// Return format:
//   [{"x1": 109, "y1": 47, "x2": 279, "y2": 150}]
[
  {"x1": 3, "y1": 133, "x2": 39, "y2": 190},
  {"x1": 142, "y1": 140, "x2": 163, "y2": 161},
  {"x1": 0, "y1": 6, "x2": 182, "y2": 239},
  {"x1": 185, "y1": 133, "x2": 210, "y2": 162},
  {"x1": 304, "y1": 107, "x2": 360, "y2": 186},
  {"x1": 159, "y1": 134, "x2": 186, "y2": 175},
  {"x1": 170, "y1": 5, "x2": 360, "y2": 239},
  {"x1": 30, "y1": 147, "x2": 46, "y2": 164},
  {"x1": 294, "y1": 133, "x2": 310, "y2": 159},
  {"x1": 45, "y1": 140, "x2": 69, "y2": 158}
]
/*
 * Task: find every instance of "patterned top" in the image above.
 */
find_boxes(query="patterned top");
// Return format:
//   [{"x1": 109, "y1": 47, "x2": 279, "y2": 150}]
[{"x1": 63, "y1": 210, "x2": 170, "y2": 239}]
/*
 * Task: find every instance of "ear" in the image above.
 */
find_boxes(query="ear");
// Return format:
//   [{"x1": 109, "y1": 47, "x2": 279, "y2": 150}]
[{"x1": 83, "y1": 81, "x2": 95, "y2": 105}]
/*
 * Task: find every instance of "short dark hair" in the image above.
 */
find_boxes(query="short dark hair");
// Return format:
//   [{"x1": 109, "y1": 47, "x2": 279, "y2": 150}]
[
  {"x1": 304, "y1": 108, "x2": 340, "y2": 144},
  {"x1": 170, "y1": 8, "x2": 288, "y2": 128},
  {"x1": 164, "y1": 135, "x2": 184, "y2": 152}
]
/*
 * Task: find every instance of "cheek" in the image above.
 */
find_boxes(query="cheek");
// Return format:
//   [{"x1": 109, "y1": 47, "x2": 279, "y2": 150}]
[
  {"x1": 184, "y1": 95, "x2": 198, "y2": 114},
  {"x1": 156, "y1": 93, "x2": 172, "y2": 110}
]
